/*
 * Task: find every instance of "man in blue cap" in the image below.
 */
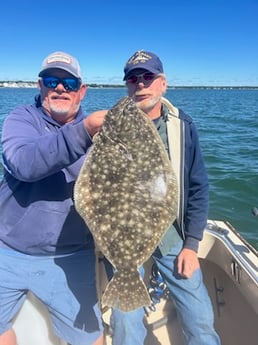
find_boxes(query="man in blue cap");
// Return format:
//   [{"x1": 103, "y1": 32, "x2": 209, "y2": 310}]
[
  {"x1": 110, "y1": 50, "x2": 221, "y2": 345},
  {"x1": 0, "y1": 51, "x2": 106, "y2": 345}
]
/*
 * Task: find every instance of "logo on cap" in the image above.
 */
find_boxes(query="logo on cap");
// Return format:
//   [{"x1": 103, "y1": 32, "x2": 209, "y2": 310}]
[
  {"x1": 127, "y1": 51, "x2": 153, "y2": 66},
  {"x1": 47, "y1": 53, "x2": 71, "y2": 65}
]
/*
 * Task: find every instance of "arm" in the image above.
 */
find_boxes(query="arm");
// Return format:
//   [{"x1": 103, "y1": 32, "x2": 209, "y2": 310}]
[
  {"x1": 178, "y1": 121, "x2": 209, "y2": 278},
  {"x1": 2, "y1": 105, "x2": 106, "y2": 182}
]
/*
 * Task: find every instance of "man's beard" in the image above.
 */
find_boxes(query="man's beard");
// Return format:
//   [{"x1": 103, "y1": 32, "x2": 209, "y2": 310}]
[
  {"x1": 135, "y1": 96, "x2": 160, "y2": 113},
  {"x1": 43, "y1": 100, "x2": 80, "y2": 117}
]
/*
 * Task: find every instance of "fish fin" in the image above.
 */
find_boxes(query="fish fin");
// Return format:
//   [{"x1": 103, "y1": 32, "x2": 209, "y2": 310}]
[{"x1": 101, "y1": 270, "x2": 151, "y2": 312}]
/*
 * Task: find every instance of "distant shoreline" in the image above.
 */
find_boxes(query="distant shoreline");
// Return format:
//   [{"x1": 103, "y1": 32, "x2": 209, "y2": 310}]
[{"x1": 0, "y1": 81, "x2": 257, "y2": 90}]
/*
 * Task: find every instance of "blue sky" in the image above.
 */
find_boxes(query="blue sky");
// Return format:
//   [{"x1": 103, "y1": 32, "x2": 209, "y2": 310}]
[{"x1": 0, "y1": 0, "x2": 257, "y2": 86}]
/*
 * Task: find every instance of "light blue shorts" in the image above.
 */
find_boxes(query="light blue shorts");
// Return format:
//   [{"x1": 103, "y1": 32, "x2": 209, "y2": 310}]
[{"x1": 0, "y1": 247, "x2": 103, "y2": 345}]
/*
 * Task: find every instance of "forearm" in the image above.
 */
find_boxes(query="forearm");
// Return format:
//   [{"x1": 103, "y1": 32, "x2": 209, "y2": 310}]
[{"x1": 2, "y1": 119, "x2": 92, "y2": 182}]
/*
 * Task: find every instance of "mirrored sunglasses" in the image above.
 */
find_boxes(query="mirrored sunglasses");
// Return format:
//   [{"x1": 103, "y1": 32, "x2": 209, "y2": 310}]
[
  {"x1": 42, "y1": 76, "x2": 81, "y2": 91},
  {"x1": 126, "y1": 72, "x2": 157, "y2": 84}
]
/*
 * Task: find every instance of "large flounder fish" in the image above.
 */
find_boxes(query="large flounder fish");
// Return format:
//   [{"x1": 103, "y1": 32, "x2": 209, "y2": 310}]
[{"x1": 74, "y1": 96, "x2": 178, "y2": 312}]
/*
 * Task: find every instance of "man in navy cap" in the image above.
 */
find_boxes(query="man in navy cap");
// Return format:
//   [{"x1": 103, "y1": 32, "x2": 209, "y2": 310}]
[{"x1": 110, "y1": 50, "x2": 221, "y2": 345}]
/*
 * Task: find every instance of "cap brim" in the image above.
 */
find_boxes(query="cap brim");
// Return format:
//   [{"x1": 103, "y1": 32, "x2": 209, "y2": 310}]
[{"x1": 38, "y1": 67, "x2": 80, "y2": 79}]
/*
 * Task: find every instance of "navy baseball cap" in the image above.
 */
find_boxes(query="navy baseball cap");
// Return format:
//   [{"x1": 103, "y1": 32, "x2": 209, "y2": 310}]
[
  {"x1": 38, "y1": 51, "x2": 82, "y2": 79},
  {"x1": 123, "y1": 50, "x2": 164, "y2": 80}
]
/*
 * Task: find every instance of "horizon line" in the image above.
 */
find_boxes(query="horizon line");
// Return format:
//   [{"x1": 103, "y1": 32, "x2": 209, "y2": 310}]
[{"x1": 0, "y1": 81, "x2": 258, "y2": 89}]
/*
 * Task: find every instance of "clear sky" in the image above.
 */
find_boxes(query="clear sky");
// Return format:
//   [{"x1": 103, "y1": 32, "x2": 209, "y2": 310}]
[{"x1": 1, "y1": 0, "x2": 257, "y2": 86}]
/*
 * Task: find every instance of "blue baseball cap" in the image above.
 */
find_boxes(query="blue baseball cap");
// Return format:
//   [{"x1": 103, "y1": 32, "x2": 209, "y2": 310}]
[
  {"x1": 38, "y1": 51, "x2": 82, "y2": 79},
  {"x1": 123, "y1": 50, "x2": 164, "y2": 80}
]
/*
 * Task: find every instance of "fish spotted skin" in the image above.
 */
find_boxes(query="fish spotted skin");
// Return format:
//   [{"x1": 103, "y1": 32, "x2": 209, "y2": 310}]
[{"x1": 74, "y1": 96, "x2": 178, "y2": 312}]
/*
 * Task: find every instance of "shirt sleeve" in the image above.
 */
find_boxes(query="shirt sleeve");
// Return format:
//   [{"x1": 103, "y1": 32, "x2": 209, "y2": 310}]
[
  {"x1": 183, "y1": 120, "x2": 209, "y2": 250},
  {"x1": 1, "y1": 105, "x2": 92, "y2": 182}
]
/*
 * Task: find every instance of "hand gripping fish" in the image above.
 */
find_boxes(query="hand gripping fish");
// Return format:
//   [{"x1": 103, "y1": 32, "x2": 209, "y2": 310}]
[{"x1": 74, "y1": 97, "x2": 178, "y2": 312}]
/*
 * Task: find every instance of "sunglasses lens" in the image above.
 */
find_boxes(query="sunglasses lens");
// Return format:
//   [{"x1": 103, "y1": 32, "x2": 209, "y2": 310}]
[
  {"x1": 43, "y1": 77, "x2": 59, "y2": 89},
  {"x1": 143, "y1": 73, "x2": 155, "y2": 81},
  {"x1": 42, "y1": 77, "x2": 81, "y2": 91},
  {"x1": 63, "y1": 78, "x2": 80, "y2": 91},
  {"x1": 126, "y1": 75, "x2": 138, "y2": 84}
]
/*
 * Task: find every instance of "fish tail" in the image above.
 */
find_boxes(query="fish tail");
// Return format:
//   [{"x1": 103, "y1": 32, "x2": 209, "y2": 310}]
[{"x1": 101, "y1": 270, "x2": 151, "y2": 312}]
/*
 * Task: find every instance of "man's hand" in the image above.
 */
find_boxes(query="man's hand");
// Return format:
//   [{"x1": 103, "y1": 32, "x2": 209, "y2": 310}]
[
  {"x1": 177, "y1": 248, "x2": 200, "y2": 278},
  {"x1": 84, "y1": 110, "x2": 107, "y2": 137}
]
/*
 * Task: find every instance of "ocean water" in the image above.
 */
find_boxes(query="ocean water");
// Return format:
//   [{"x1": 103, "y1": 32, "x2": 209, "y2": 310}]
[{"x1": 0, "y1": 87, "x2": 257, "y2": 249}]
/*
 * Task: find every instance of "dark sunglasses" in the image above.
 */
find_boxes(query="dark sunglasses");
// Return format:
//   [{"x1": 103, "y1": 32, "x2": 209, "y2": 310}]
[
  {"x1": 42, "y1": 76, "x2": 82, "y2": 91},
  {"x1": 126, "y1": 72, "x2": 158, "y2": 84}
]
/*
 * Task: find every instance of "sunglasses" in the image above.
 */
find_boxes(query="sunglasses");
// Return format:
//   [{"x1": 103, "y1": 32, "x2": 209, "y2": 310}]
[
  {"x1": 42, "y1": 76, "x2": 82, "y2": 91},
  {"x1": 126, "y1": 72, "x2": 158, "y2": 84}
]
